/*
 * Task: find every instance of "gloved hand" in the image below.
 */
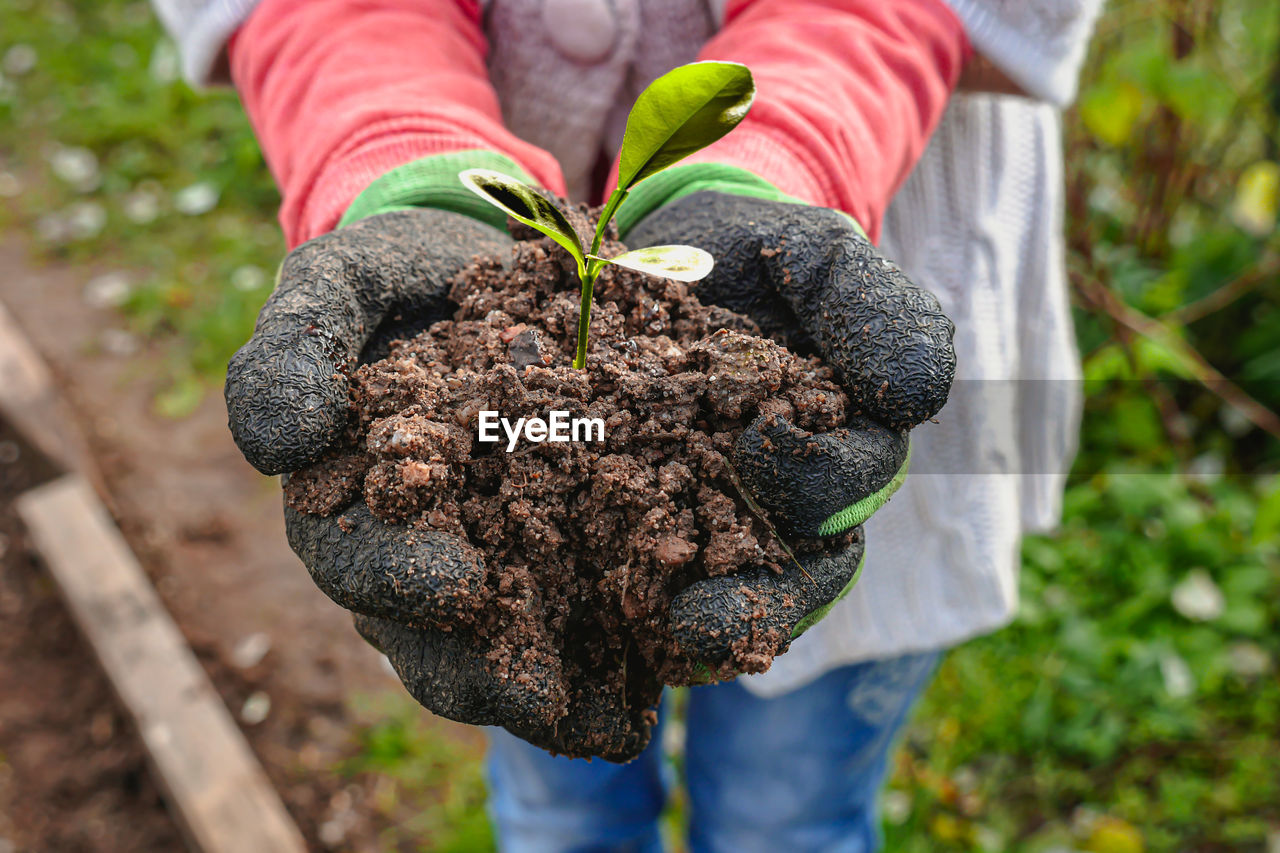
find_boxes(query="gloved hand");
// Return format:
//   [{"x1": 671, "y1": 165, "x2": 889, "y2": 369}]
[
  {"x1": 226, "y1": 208, "x2": 649, "y2": 760},
  {"x1": 628, "y1": 191, "x2": 956, "y2": 667},
  {"x1": 226, "y1": 209, "x2": 502, "y2": 475}
]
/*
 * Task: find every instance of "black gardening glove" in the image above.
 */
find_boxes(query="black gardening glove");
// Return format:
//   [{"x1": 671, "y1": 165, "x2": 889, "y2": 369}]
[
  {"x1": 226, "y1": 209, "x2": 644, "y2": 759},
  {"x1": 628, "y1": 192, "x2": 956, "y2": 666}
]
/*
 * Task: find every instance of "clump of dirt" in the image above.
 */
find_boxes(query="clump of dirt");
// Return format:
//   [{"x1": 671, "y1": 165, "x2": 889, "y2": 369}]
[{"x1": 286, "y1": 207, "x2": 855, "y2": 753}]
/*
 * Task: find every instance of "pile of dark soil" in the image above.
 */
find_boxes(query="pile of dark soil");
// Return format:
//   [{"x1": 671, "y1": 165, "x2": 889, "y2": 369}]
[{"x1": 286, "y1": 209, "x2": 855, "y2": 749}]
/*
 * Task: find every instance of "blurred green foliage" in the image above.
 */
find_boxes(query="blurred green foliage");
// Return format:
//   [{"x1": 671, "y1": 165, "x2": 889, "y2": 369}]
[
  {"x1": 343, "y1": 696, "x2": 496, "y2": 852},
  {"x1": 886, "y1": 473, "x2": 1280, "y2": 851},
  {"x1": 1068, "y1": 0, "x2": 1280, "y2": 476},
  {"x1": 886, "y1": 1, "x2": 1280, "y2": 849},
  {"x1": 1, "y1": 0, "x2": 1278, "y2": 850},
  {"x1": 0, "y1": 0, "x2": 280, "y2": 415}
]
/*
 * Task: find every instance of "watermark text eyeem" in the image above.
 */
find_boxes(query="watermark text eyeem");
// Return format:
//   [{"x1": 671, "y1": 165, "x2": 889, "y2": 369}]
[{"x1": 477, "y1": 410, "x2": 604, "y2": 452}]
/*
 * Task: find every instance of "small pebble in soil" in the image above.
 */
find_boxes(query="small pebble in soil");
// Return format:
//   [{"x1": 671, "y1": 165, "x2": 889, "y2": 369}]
[
  {"x1": 231, "y1": 632, "x2": 272, "y2": 669},
  {"x1": 240, "y1": 691, "x2": 271, "y2": 725},
  {"x1": 507, "y1": 327, "x2": 552, "y2": 370}
]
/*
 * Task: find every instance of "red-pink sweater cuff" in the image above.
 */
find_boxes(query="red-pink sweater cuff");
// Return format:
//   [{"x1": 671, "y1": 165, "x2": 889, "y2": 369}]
[
  {"x1": 229, "y1": 0, "x2": 566, "y2": 248},
  {"x1": 683, "y1": 0, "x2": 971, "y2": 242}
]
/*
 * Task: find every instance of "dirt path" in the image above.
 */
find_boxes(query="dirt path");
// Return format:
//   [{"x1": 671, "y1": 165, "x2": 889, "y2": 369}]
[
  {"x1": 0, "y1": 239, "x2": 375, "y2": 704},
  {"x1": 0, "y1": 239, "x2": 483, "y2": 850},
  {"x1": 0, "y1": 417, "x2": 183, "y2": 851}
]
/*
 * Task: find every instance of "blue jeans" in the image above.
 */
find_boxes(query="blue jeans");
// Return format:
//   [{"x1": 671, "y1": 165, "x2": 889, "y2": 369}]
[{"x1": 485, "y1": 651, "x2": 938, "y2": 853}]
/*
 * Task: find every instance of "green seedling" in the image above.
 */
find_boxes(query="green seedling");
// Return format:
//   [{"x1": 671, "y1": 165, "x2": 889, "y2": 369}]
[{"x1": 461, "y1": 61, "x2": 755, "y2": 369}]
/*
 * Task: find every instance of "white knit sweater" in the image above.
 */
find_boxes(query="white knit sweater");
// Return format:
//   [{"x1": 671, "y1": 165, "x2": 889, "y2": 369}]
[{"x1": 153, "y1": 0, "x2": 1101, "y2": 695}]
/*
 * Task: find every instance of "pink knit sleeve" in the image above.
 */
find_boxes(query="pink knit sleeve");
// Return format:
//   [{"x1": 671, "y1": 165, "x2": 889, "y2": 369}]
[
  {"x1": 685, "y1": 0, "x2": 971, "y2": 241},
  {"x1": 228, "y1": 0, "x2": 567, "y2": 247}
]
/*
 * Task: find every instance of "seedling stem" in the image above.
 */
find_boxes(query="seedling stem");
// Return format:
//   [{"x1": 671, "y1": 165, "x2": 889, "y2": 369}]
[{"x1": 459, "y1": 62, "x2": 754, "y2": 370}]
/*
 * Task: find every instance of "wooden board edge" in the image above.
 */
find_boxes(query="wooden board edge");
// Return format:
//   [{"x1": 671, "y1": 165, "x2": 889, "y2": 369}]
[{"x1": 16, "y1": 475, "x2": 307, "y2": 853}]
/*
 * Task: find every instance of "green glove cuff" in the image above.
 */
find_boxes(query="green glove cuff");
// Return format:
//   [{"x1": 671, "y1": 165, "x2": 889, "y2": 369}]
[
  {"x1": 789, "y1": 449, "x2": 909, "y2": 641},
  {"x1": 685, "y1": 548, "x2": 868, "y2": 684},
  {"x1": 615, "y1": 163, "x2": 867, "y2": 240},
  {"x1": 818, "y1": 443, "x2": 911, "y2": 536},
  {"x1": 790, "y1": 551, "x2": 867, "y2": 640},
  {"x1": 339, "y1": 150, "x2": 539, "y2": 231}
]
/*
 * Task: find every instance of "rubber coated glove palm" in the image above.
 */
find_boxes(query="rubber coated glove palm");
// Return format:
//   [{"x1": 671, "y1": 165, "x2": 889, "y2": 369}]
[
  {"x1": 225, "y1": 209, "x2": 648, "y2": 761},
  {"x1": 629, "y1": 192, "x2": 956, "y2": 667}
]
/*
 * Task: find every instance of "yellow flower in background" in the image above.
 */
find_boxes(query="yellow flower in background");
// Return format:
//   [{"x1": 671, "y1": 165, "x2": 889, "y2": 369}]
[
  {"x1": 1232, "y1": 160, "x2": 1279, "y2": 237},
  {"x1": 1080, "y1": 81, "x2": 1145, "y2": 148},
  {"x1": 1083, "y1": 815, "x2": 1145, "y2": 853}
]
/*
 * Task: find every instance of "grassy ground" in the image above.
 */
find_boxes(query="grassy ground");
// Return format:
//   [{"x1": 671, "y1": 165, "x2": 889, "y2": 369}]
[
  {"x1": 2, "y1": 0, "x2": 1278, "y2": 850},
  {"x1": 886, "y1": 472, "x2": 1279, "y2": 851}
]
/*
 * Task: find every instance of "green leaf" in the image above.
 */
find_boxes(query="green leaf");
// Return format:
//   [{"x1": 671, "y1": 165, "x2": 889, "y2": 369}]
[
  {"x1": 458, "y1": 169, "x2": 585, "y2": 271},
  {"x1": 1252, "y1": 478, "x2": 1280, "y2": 546},
  {"x1": 617, "y1": 61, "x2": 754, "y2": 191},
  {"x1": 589, "y1": 245, "x2": 714, "y2": 282},
  {"x1": 1079, "y1": 81, "x2": 1144, "y2": 148}
]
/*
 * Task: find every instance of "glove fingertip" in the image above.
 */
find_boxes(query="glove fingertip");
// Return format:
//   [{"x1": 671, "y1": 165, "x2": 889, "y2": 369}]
[
  {"x1": 734, "y1": 414, "x2": 907, "y2": 537},
  {"x1": 225, "y1": 340, "x2": 350, "y2": 475},
  {"x1": 669, "y1": 575, "x2": 792, "y2": 672},
  {"x1": 670, "y1": 530, "x2": 864, "y2": 673},
  {"x1": 524, "y1": 681, "x2": 656, "y2": 764},
  {"x1": 822, "y1": 238, "x2": 956, "y2": 429},
  {"x1": 815, "y1": 443, "x2": 910, "y2": 536},
  {"x1": 285, "y1": 502, "x2": 491, "y2": 625},
  {"x1": 354, "y1": 613, "x2": 567, "y2": 730}
]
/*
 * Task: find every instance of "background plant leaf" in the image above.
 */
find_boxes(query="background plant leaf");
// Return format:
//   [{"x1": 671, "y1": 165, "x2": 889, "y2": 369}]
[
  {"x1": 459, "y1": 169, "x2": 584, "y2": 268},
  {"x1": 616, "y1": 61, "x2": 754, "y2": 191},
  {"x1": 590, "y1": 245, "x2": 714, "y2": 282}
]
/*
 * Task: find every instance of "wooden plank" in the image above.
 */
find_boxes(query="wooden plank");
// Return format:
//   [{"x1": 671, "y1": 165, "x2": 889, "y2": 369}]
[
  {"x1": 0, "y1": 299, "x2": 106, "y2": 494},
  {"x1": 16, "y1": 476, "x2": 306, "y2": 853}
]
